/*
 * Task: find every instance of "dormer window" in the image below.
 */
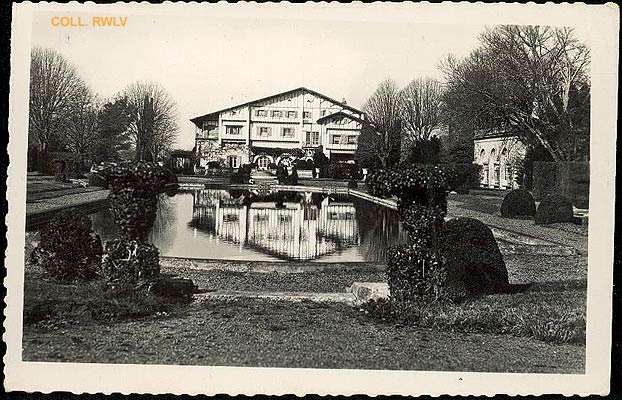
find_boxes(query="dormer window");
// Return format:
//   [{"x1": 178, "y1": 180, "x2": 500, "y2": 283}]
[
  {"x1": 272, "y1": 110, "x2": 283, "y2": 118},
  {"x1": 256, "y1": 110, "x2": 267, "y2": 117}
]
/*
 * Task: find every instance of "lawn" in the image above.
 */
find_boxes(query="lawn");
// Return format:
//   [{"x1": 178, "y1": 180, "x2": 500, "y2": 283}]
[{"x1": 22, "y1": 252, "x2": 587, "y2": 373}]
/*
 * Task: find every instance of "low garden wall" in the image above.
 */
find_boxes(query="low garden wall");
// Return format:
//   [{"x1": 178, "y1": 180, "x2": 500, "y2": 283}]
[{"x1": 532, "y1": 162, "x2": 589, "y2": 208}]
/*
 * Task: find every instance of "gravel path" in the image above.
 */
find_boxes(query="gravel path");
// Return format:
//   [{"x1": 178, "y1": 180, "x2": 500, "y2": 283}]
[
  {"x1": 26, "y1": 189, "x2": 109, "y2": 215},
  {"x1": 447, "y1": 204, "x2": 588, "y2": 254}
]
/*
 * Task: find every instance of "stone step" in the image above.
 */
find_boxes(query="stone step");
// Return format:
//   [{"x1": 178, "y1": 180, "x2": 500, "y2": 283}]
[
  {"x1": 348, "y1": 282, "x2": 389, "y2": 303},
  {"x1": 195, "y1": 290, "x2": 357, "y2": 305}
]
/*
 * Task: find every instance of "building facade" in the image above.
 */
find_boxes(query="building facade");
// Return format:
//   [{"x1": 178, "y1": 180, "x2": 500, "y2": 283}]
[
  {"x1": 190, "y1": 87, "x2": 367, "y2": 170},
  {"x1": 473, "y1": 127, "x2": 527, "y2": 189}
]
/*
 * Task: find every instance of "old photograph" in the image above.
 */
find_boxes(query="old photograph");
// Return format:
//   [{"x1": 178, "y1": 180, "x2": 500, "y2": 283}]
[{"x1": 4, "y1": 2, "x2": 619, "y2": 396}]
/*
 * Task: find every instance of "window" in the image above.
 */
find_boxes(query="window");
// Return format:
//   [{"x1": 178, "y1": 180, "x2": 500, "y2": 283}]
[
  {"x1": 256, "y1": 110, "x2": 267, "y2": 117},
  {"x1": 258, "y1": 126, "x2": 272, "y2": 137},
  {"x1": 227, "y1": 155, "x2": 239, "y2": 169},
  {"x1": 332, "y1": 135, "x2": 342, "y2": 145},
  {"x1": 287, "y1": 111, "x2": 297, "y2": 119},
  {"x1": 272, "y1": 110, "x2": 283, "y2": 118},
  {"x1": 305, "y1": 131, "x2": 320, "y2": 146},
  {"x1": 303, "y1": 111, "x2": 311, "y2": 119},
  {"x1": 281, "y1": 127, "x2": 295, "y2": 138},
  {"x1": 347, "y1": 135, "x2": 358, "y2": 144},
  {"x1": 225, "y1": 125, "x2": 242, "y2": 135}
]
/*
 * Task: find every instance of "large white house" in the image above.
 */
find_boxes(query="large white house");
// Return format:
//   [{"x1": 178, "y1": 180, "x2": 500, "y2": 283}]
[{"x1": 190, "y1": 87, "x2": 367, "y2": 170}]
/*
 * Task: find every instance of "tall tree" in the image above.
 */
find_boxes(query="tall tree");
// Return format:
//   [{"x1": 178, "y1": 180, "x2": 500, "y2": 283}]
[
  {"x1": 65, "y1": 86, "x2": 100, "y2": 164},
  {"x1": 96, "y1": 97, "x2": 132, "y2": 162},
  {"x1": 29, "y1": 47, "x2": 89, "y2": 153},
  {"x1": 360, "y1": 79, "x2": 402, "y2": 169},
  {"x1": 399, "y1": 77, "x2": 444, "y2": 145},
  {"x1": 123, "y1": 81, "x2": 179, "y2": 162},
  {"x1": 441, "y1": 25, "x2": 590, "y2": 161}
]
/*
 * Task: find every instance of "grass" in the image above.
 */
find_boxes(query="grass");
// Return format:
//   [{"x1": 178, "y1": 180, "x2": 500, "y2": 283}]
[
  {"x1": 22, "y1": 297, "x2": 585, "y2": 372},
  {"x1": 361, "y1": 279, "x2": 586, "y2": 345},
  {"x1": 23, "y1": 268, "x2": 189, "y2": 327}
]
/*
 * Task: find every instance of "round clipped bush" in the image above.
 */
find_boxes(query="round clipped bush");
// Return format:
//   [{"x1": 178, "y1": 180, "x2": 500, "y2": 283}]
[
  {"x1": 535, "y1": 194, "x2": 574, "y2": 225},
  {"x1": 500, "y1": 189, "x2": 536, "y2": 218},
  {"x1": 30, "y1": 208, "x2": 102, "y2": 282},
  {"x1": 440, "y1": 217, "x2": 509, "y2": 298}
]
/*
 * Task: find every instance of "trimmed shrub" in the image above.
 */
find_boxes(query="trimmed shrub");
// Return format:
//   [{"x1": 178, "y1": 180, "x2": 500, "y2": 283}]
[
  {"x1": 295, "y1": 159, "x2": 314, "y2": 170},
  {"x1": 99, "y1": 161, "x2": 194, "y2": 297},
  {"x1": 347, "y1": 179, "x2": 358, "y2": 189},
  {"x1": 446, "y1": 163, "x2": 482, "y2": 194},
  {"x1": 535, "y1": 194, "x2": 574, "y2": 225},
  {"x1": 30, "y1": 208, "x2": 102, "y2": 282},
  {"x1": 440, "y1": 217, "x2": 509, "y2": 299},
  {"x1": 387, "y1": 245, "x2": 447, "y2": 303},
  {"x1": 206, "y1": 161, "x2": 221, "y2": 169},
  {"x1": 100, "y1": 239, "x2": 160, "y2": 289},
  {"x1": 500, "y1": 189, "x2": 536, "y2": 218},
  {"x1": 276, "y1": 165, "x2": 288, "y2": 184},
  {"x1": 286, "y1": 168, "x2": 299, "y2": 185}
]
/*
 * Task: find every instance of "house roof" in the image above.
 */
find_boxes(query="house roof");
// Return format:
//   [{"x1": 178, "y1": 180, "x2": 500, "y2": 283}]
[
  {"x1": 473, "y1": 126, "x2": 520, "y2": 140},
  {"x1": 316, "y1": 110, "x2": 367, "y2": 125},
  {"x1": 190, "y1": 87, "x2": 364, "y2": 127}
]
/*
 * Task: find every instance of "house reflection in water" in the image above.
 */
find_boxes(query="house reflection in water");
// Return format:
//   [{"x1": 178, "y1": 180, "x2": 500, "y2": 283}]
[{"x1": 189, "y1": 189, "x2": 361, "y2": 261}]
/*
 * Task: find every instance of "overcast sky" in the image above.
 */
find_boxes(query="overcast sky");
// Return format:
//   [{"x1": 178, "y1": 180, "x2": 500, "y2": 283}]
[{"x1": 30, "y1": 8, "x2": 584, "y2": 150}]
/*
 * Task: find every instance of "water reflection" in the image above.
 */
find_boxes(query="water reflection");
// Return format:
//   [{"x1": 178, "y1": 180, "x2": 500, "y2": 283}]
[{"x1": 89, "y1": 189, "x2": 407, "y2": 262}]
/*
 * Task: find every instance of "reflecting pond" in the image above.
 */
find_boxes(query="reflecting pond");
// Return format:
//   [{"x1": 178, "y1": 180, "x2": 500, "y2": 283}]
[{"x1": 89, "y1": 189, "x2": 407, "y2": 263}]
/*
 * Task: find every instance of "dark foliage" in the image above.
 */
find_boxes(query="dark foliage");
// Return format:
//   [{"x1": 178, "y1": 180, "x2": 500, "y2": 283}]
[
  {"x1": 522, "y1": 145, "x2": 555, "y2": 190},
  {"x1": 445, "y1": 164, "x2": 482, "y2": 194},
  {"x1": 312, "y1": 146, "x2": 330, "y2": 169},
  {"x1": 109, "y1": 189, "x2": 158, "y2": 241},
  {"x1": 276, "y1": 165, "x2": 288, "y2": 184},
  {"x1": 207, "y1": 160, "x2": 222, "y2": 169},
  {"x1": 30, "y1": 209, "x2": 102, "y2": 282},
  {"x1": 500, "y1": 189, "x2": 536, "y2": 218},
  {"x1": 100, "y1": 239, "x2": 160, "y2": 288},
  {"x1": 387, "y1": 245, "x2": 447, "y2": 303},
  {"x1": 535, "y1": 194, "x2": 574, "y2": 225},
  {"x1": 347, "y1": 180, "x2": 358, "y2": 189},
  {"x1": 295, "y1": 159, "x2": 314, "y2": 170},
  {"x1": 440, "y1": 217, "x2": 510, "y2": 299},
  {"x1": 404, "y1": 137, "x2": 442, "y2": 164},
  {"x1": 286, "y1": 167, "x2": 299, "y2": 185},
  {"x1": 268, "y1": 162, "x2": 278, "y2": 169}
]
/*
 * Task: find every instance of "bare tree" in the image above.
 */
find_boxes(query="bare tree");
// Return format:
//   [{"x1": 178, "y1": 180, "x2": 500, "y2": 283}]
[
  {"x1": 441, "y1": 25, "x2": 590, "y2": 161},
  {"x1": 400, "y1": 77, "x2": 444, "y2": 145},
  {"x1": 29, "y1": 47, "x2": 88, "y2": 153},
  {"x1": 65, "y1": 86, "x2": 100, "y2": 163},
  {"x1": 360, "y1": 79, "x2": 402, "y2": 168},
  {"x1": 123, "y1": 81, "x2": 179, "y2": 161}
]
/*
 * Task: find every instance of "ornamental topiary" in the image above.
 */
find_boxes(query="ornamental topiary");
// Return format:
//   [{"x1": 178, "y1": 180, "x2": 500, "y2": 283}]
[
  {"x1": 440, "y1": 217, "x2": 509, "y2": 299},
  {"x1": 30, "y1": 208, "x2": 102, "y2": 282},
  {"x1": 500, "y1": 189, "x2": 536, "y2": 218},
  {"x1": 535, "y1": 194, "x2": 574, "y2": 225},
  {"x1": 386, "y1": 245, "x2": 447, "y2": 303},
  {"x1": 99, "y1": 161, "x2": 182, "y2": 291}
]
